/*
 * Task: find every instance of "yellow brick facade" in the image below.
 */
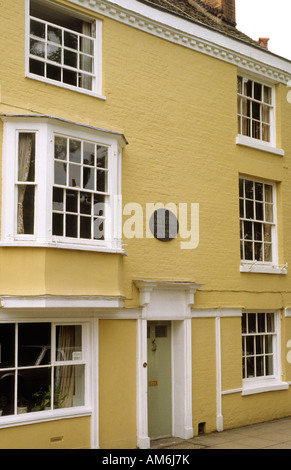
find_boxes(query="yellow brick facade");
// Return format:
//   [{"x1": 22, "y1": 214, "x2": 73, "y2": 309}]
[{"x1": 0, "y1": 0, "x2": 291, "y2": 449}]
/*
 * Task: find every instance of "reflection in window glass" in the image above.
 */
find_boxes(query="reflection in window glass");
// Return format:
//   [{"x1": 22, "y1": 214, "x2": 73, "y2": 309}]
[
  {"x1": 56, "y1": 325, "x2": 82, "y2": 361},
  {"x1": 0, "y1": 323, "x2": 85, "y2": 416}
]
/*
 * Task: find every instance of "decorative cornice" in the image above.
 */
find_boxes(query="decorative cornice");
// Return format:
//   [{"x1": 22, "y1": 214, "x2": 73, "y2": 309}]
[{"x1": 70, "y1": 0, "x2": 291, "y2": 84}]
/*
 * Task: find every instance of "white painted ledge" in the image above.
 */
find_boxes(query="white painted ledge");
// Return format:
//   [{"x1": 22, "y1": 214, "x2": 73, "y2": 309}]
[
  {"x1": 240, "y1": 263, "x2": 288, "y2": 275},
  {"x1": 236, "y1": 135, "x2": 285, "y2": 156},
  {"x1": 242, "y1": 379, "x2": 289, "y2": 396}
]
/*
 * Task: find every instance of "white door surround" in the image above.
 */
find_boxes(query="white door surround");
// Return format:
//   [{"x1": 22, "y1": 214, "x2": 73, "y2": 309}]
[{"x1": 135, "y1": 280, "x2": 202, "y2": 449}]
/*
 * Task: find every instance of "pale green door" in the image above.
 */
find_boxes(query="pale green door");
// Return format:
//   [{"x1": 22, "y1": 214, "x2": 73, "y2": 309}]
[{"x1": 147, "y1": 321, "x2": 172, "y2": 439}]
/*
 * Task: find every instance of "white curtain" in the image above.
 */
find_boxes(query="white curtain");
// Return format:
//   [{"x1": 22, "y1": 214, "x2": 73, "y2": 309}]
[{"x1": 17, "y1": 134, "x2": 33, "y2": 234}]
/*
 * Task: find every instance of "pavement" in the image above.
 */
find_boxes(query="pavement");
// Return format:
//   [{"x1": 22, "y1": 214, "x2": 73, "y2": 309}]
[{"x1": 150, "y1": 416, "x2": 291, "y2": 449}]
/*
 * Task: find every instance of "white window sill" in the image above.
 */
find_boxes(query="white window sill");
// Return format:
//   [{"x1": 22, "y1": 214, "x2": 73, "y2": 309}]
[
  {"x1": 0, "y1": 240, "x2": 126, "y2": 255},
  {"x1": 240, "y1": 263, "x2": 288, "y2": 275},
  {"x1": 26, "y1": 73, "x2": 106, "y2": 101},
  {"x1": 236, "y1": 135, "x2": 285, "y2": 156},
  {"x1": 242, "y1": 378, "x2": 289, "y2": 396},
  {"x1": 0, "y1": 406, "x2": 91, "y2": 429}
]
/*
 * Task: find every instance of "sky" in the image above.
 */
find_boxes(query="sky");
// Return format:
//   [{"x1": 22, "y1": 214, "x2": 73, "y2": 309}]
[{"x1": 236, "y1": 0, "x2": 291, "y2": 61}]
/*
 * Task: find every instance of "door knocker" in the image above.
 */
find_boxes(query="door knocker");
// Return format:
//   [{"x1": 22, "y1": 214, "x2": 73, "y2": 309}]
[{"x1": 152, "y1": 339, "x2": 157, "y2": 352}]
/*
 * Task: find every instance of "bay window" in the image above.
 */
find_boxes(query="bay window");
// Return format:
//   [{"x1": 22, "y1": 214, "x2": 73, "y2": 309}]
[{"x1": 1, "y1": 115, "x2": 125, "y2": 252}]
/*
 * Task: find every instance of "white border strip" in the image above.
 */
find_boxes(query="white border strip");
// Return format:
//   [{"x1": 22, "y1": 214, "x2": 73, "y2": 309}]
[{"x1": 72, "y1": 0, "x2": 291, "y2": 83}]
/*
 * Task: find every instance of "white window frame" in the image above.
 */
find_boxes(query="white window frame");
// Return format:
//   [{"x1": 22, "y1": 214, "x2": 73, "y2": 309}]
[
  {"x1": 25, "y1": 0, "x2": 104, "y2": 99},
  {"x1": 241, "y1": 310, "x2": 288, "y2": 396},
  {"x1": 239, "y1": 176, "x2": 285, "y2": 274},
  {"x1": 236, "y1": 74, "x2": 284, "y2": 156},
  {"x1": 0, "y1": 319, "x2": 91, "y2": 427},
  {"x1": 1, "y1": 116, "x2": 125, "y2": 253}
]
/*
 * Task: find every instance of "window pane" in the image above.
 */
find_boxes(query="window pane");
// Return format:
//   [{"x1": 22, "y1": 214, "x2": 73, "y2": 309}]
[
  {"x1": 97, "y1": 169, "x2": 107, "y2": 193},
  {"x1": 48, "y1": 26, "x2": 62, "y2": 45},
  {"x1": 80, "y1": 192, "x2": 92, "y2": 214},
  {"x1": 248, "y1": 314, "x2": 256, "y2": 333},
  {"x1": 69, "y1": 164, "x2": 81, "y2": 187},
  {"x1": 265, "y1": 185, "x2": 273, "y2": 203},
  {"x1": 97, "y1": 146, "x2": 108, "y2": 169},
  {"x1": 244, "y1": 241, "x2": 253, "y2": 260},
  {"x1": 83, "y1": 168, "x2": 94, "y2": 190},
  {"x1": 56, "y1": 325, "x2": 82, "y2": 362},
  {"x1": 254, "y1": 222, "x2": 262, "y2": 241},
  {"x1": 80, "y1": 216, "x2": 91, "y2": 239},
  {"x1": 18, "y1": 323, "x2": 51, "y2": 367},
  {"x1": 245, "y1": 180, "x2": 254, "y2": 199},
  {"x1": 17, "y1": 185, "x2": 35, "y2": 235},
  {"x1": 255, "y1": 202, "x2": 263, "y2": 221},
  {"x1": 242, "y1": 314, "x2": 247, "y2": 334},
  {"x1": 63, "y1": 69, "x2": 77, "y2": 87},
  {"x1": 69, "y1": 140, "x2": 81, "y2": 163},
  {"x1": 66, "y1": 190, "x2": 78, "y2": 213},
  {"x1": 66, "y1": 214, "x2": 78, "y2": 238},
  {"x1": 29, "y1": 58, "x2": 45, "y2": 76},
  {"x1": 265, "y1": 203, "x2": 273, "y2": 223},
  {"x1": 53, "y1": 213, "x2": 63, "y2": 236},
  {"x1": 64, "y1": 31, "x2": 78, "y2": 50},
  {"x1": 254, "y1": 82, "x2": 262, "y2": 101},
  {"x1": 264, "y1": 243, "x2": 272, "y2": 262},
  {"x1": 19, "y1": 368, "x2": 51, "y2": 413},
  {"x1": 243, "y1": 221, "x2": 252, "y2": 240},
  {"x1": 256, "y1": 335, "x2": 264, "y2": 354},
  {"x1": 256, "y1": 356, "x2": 264, "y2": 377},
  {"x1": 30, "y1": 19, "x2": 45, "y2": 39},
  {"x1": 254, "y1": 242, "x2": 263, "y2": 261},
  {"x1": 47, "y1": 64, "x2": 61, "y2": 81},
  {"x1": 258, "y1": 313, "x2": 265, "y2": 332},
  {"x1": 237, "y1": 76, "x2": 242, "y2": 94},
  {"x1": 264, "y1": 86, "x2": 272, "y2": 104},
  {"x1": 64, "y1": 49, "x2": 77, "y2": 68},
  {"x1": 30, "y1": 38, "x2": 45, "y2": 58},
  {"x1": 94, "y1": 218, "x2": 104, "y2": 240},
  {"x1": 0, "y1": 371, "x2": 15, "y2": 416},
  {"x1": 94, "y1": 194, "x2": 105, "y2": 216},
  {"x1": 18, "y1": 133, "x2": 35, "y2": 182},
  {"x1": 0, "y1": 324, "x2": 15, "y2": 368},
  {"x1": 55, "y1": 136, "x2": 67, "y2": 160},
  {"x1": 80, "y1": 54, "x2": 93, "y2": 73},
  {"x1": 53, "y1": 187, "x2": 64, "y2": 211},
  {"x1": 47, "y1": 44, "x2": 62, "y2": 63},
  {"x1": 54, "y1": 365, "x2": 84, "y2": 408},
  {"x1": 265, "y1": 355, "x2": 273, "y2": 375},
  {"x1": 83, "y1": 142, "x2": 95, "y2": 166},
  {"x1": 246, "y1": 357, "x2": 254, "y2": 378},
  {"x1": 54, "y1": 161, "x2": 67, "y2": 185},
  {"x1": 267, "y1": 313, "x2": 275, "y2": 332},
  {"x1": 265, "y1": 335, "x2": 273, "y2": 354}
]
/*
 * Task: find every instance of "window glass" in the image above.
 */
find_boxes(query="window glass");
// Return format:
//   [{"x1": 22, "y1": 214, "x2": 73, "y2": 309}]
[
  {"x1": 0, "y1": 323, "x2": 85, "y2": 417},
  {"x1": 239, "y1": 178, "x2": 275, "y2": 264},
  {"x1": 29, "y1": 1, "x2": 96, "y2": 92},
  {"x1": 237, "y1": 77, "x2": 273, "y2": 143},
  {"x1": 242, "y1": 313, "x2": 275, "y2": 379},
  {"x1": 53, "y1": 135, "x2": 108, "y2": 241}
]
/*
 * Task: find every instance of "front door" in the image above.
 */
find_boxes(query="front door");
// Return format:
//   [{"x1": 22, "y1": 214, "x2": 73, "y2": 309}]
[{"x1": 147, "y1": 321, "x2": 172, "y2": 439}]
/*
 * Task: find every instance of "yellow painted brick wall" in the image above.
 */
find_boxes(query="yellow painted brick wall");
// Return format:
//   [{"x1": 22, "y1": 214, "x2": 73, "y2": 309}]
[
  {"x1": 1, "y1": 0, "x2": 291, "y2": 446},
  {"x1": 0, "y1": 417, "x2": 91, "y2": 449},
  {"x1": 192, "y1": 318, "x2": 217, "y2": 435},
  {"x1": 99, "y1": 320, "x2": 137, "y2": 449}
]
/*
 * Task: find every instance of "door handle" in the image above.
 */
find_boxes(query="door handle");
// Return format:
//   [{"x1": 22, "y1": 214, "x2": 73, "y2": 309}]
[{"x1": 143, "y1": 362, "x2": 147, "y2": 368}]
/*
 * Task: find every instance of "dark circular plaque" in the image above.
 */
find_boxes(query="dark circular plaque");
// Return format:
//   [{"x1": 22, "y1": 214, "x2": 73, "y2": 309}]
[{"x1": 149, "y1": 208, "x2": 179, "y2": 242}]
